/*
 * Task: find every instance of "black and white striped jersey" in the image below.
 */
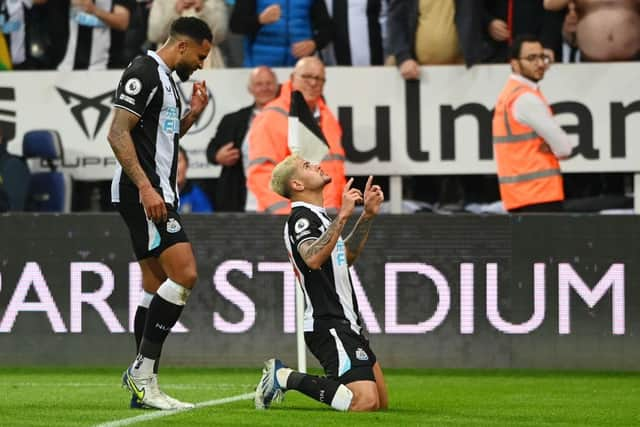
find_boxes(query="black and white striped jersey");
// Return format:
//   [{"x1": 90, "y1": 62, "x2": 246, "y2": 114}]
[
  {"x1": 0, "y1": 0, "x2": 31, "y2": 67},
  {"x1": 285, "y1": 201, "x2": 362, "y2": 333},
  {"x1": 111, "y1": 50, "x2": 182, "y2": 206},
  {"x1": 321, "y1": 0, "x2": 388, "y2": 66},
  {"x1": 58, "y1": 0, "x2": 134, "y2": 70}
]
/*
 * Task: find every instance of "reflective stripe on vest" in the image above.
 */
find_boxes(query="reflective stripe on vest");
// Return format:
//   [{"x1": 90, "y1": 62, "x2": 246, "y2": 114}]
[
  {"x1": 498, "y1": 168, "x2": 562, "y2": 184},
  {"x1": 322, "y1": 153, "x2": 346, "y2": 161},
  {"x1": 248, "y1": 156, "x2": 276, "y2": 168},
  {"x1": 494, "y1": 109, "x2": 538, "y2": 143},
  {"x1": 263, "y1": 106, "x2": 288, "y2": 116}
]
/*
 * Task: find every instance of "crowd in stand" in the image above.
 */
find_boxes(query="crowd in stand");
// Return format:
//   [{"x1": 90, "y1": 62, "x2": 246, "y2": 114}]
[{"x1": 0, "y1": 0, "x2": 638, "y2": 213}]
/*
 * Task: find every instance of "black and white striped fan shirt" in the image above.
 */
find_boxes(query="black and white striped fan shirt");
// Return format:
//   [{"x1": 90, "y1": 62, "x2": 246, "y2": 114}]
[
  {"x1": 321, "y1": 0, "x2": 388, "y2": 66},
  {"x1": 58, "y1": 0, "x2": 134, "y2": 70}
]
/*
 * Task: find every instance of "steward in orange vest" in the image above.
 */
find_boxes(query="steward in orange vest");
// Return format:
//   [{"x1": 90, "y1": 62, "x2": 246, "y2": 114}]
[
  {"x1": 492, "y1": 35, "x2": 574, "y2": 212},
  {"x1": 247, "y1": 58, "x2": 346, "y2": 214}
]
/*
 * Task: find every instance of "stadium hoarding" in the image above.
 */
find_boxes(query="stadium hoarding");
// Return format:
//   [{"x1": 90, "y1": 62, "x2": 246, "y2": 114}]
[
  {"x1": 2, "y1": 63, "x2": 640, "y2": 180},
  {"x1": 0, "y1": 214, "x2": 638, "y2": 369}
]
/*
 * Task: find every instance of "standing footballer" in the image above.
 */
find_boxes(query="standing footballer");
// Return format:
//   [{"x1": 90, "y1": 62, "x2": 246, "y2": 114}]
[
  {"x1": 255, "y1": 154, "x2": 389, "y2": 412},
  {"x1": 108, "y1": 17, "x2": 212, "y2": 410}
]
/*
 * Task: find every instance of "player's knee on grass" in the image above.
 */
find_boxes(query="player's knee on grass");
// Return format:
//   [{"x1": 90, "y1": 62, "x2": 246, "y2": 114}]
[{"x1": 349, "y1": 388, "x2": 380, "y2": 412}]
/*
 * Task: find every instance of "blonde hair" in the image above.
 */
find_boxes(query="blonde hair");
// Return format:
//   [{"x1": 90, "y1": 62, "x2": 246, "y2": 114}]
[{"x1": 270, "y1": 154, "x2": 301, "y2": 199}]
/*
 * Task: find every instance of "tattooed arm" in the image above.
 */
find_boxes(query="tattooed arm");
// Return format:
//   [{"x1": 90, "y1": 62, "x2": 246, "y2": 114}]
[
  {"x1": 298, "y1": 178, "x2": 364, "y2": 269},
  {"x1": 344, "y1": 214, "x2": 374, "y2": 265},
  {"x1": 298, "y1": 215, "x2": 349, "y2": 270},
  {"x1": 108, "y1": 108, "x2": 167, "y2": 222}
]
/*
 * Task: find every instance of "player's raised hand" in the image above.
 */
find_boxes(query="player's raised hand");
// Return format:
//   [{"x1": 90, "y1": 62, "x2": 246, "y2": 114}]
[
  {"x1": 363, "y1": 175, "x2": 384, "y2": 216},
  {"x1": 339, "y1": 178, "x2": 363, "y2": 220},
  {"x1": 190, "y1": 80, "x2": 208, "y2": 116},
  {"x1": 140, "y1": 184, "x2": 167, "y2": 223}
]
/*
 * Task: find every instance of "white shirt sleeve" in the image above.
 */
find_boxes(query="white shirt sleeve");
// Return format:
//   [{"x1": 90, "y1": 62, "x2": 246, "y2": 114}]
[{"x1": 512, "y1": 92, "x2": 576, "y2": 159}]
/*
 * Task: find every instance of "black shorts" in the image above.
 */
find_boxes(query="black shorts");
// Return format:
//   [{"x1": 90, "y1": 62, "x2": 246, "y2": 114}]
[
  {"x1": 115, "y1": 200, "x2": 189, "y2": 260},
  {"x1": 305, "y1": 322, "x2": 377, "y2": 384}
]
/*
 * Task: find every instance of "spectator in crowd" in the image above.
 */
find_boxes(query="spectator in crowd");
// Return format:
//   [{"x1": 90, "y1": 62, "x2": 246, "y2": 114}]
[
  {"x1": 121, "y1": 0, "x2": 153, "y2": 66},
  {"x1": 388, "y1": 0, "x2": 487, "y2": 79},
  {"x1": 177, "y1": 146, "x2": 214, "y2": 213},
  {"x1": 0, "y1": 0, "x2": 47, "y2": 69},
  {"x1": 246, "y1": 56, "x2": 346, "y2": 214},
  {"x1": 544, "y1": 0, "x2": 640, "y2": 61},
  {"x1": 483, "y1": 0, "x2": 564, "y2": 64},
  {"x1": 206, "y1": 65, "x2": 278, "y2": 211},
  {"x1": 218, "y1": 0, "x2": 244, "y2": 67},
  {"x1": 40, "y1": 0, "x2": 69, "y2": 69},
  {"x1": 0, "y1": 126, "x2": 29, "y2": 211},
  {"x1": 57, "y1": 0, "x2": 135, "y2": 70},
  {"x1": 493, "y1": 34, "x2": 575, "y2": 213},
  {"x1": 148, "y1": 0, "x2": 228, "y2": 67},
  {"x1": 321, "y1": 0, "x2": 388, "y2": 66},
  {"x1": 230, "y1": 0, "x2": 333, "y2": 67}
]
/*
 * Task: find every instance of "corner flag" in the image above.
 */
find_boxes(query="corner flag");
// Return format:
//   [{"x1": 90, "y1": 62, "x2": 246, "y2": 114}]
[{"x1": 288, "y1": 90, "x2": 329, "y2": 163}]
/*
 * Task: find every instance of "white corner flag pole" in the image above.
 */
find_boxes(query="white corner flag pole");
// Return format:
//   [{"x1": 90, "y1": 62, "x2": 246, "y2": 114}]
[{"x1": 295, "y1": 282, "x2": 307, "y2": 373}]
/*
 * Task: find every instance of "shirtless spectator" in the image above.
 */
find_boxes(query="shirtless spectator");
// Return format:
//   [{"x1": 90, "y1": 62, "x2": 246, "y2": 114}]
[{"x1": 544, "y1": 0, "x2": 640, "y2": 61}]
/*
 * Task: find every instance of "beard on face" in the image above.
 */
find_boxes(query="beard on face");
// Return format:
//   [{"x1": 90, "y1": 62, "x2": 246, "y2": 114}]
[{"x1": 176, "y1": 62, "x2": 192, "y2": 82}]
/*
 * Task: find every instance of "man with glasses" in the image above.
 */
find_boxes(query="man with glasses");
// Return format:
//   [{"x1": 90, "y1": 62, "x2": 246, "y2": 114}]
[
  {"x1": 492, "y1": 34, "x2": 575, "y2": 213},
  {"x1": 246, "y1": 56, "x2": 346, "y2": 214}
]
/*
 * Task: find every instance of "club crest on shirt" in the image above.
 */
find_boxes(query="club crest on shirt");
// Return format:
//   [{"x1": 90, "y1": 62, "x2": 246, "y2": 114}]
[
  {"x1": 355, "y1": 348, "x2": 369, "y2": 361},
  {"x1": 167, "y1": 218, "x2": 181, "y2": 233},
  {"x1": 124, "y1": 78, "x2": 142, "y2": 96},
  {"x1": 294, "y1": 218, "x2": 310, "y2": 233}
]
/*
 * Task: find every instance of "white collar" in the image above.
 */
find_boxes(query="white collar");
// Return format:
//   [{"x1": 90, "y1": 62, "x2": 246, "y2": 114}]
[
  {"x1": 147, "y1": 50, "x2": 171, "y2": 75},
  {"x1": 292, "y1": 201, "x2": 326, "y2": 215},
  {"x1": 510, "y1": 73, "x2": 539, "y2": 90}
]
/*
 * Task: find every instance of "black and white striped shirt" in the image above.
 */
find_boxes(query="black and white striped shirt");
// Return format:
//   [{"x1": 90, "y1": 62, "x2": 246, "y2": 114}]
[
  {"x1": 58, "y1": 0, "x2": 134, "y2": 70},
  {"x1": 321, "y1": 0, "x2": 387, "y2": 66},
  {"x1": 111, "y1": 50, "x2": 182, "y2": 206},
  {"x1": 285, "y1": 201, "x2": 362, "y2": 333},
  {"x1": 0, "y1": 0, "x2": 31, "y2": 67}
]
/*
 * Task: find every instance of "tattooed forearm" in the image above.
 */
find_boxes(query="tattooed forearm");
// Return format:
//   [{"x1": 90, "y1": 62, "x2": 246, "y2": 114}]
[
  {"x1": 344, "y1": 215, "x2": 374, "y2": 265},
  {"x1": 107, "y1": 113, "x2": 150, "y2": 189},
  {"x1": 299, "y1": 216, "x2": 347, "y2": 269}
]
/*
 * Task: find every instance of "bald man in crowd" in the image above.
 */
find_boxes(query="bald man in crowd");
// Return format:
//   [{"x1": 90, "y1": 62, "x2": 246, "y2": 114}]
[
  {"x1": 246, "y1": 57, "x2": 347, "y2": 214},
  {"x1": 206, "y1": 66, "x2": 279, "y2": 211}
]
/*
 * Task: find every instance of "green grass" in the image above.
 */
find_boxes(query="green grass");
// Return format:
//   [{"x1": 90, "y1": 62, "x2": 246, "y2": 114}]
[{"x1": 1, "y1": 367, "x2": 639, "y2": 426}]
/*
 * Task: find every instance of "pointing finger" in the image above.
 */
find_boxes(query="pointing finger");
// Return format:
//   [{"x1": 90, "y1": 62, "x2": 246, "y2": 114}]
[
  {"x1": 344, "y1": 177, "x2": 354, "y2": 191},
  {"x1": 365, "y1": 175, "x2": 373, "y2": 193}
]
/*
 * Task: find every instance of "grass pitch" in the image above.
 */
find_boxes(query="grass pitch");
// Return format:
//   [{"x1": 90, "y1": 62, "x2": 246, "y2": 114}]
[{"x1": 0, "y1": 367, "x2": 638, "y2": 426}]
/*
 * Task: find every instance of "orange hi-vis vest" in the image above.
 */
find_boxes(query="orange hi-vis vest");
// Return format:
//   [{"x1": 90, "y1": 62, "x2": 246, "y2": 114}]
[
  {"x1": 492, "y1": 77, "x2": 564, "y2": 211},
  {"x1": 247, "y1": 81, "x2": 346, "y2": 214}
]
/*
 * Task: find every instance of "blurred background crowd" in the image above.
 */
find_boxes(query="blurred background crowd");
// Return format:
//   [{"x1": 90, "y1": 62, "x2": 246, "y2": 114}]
[{"x1": 0, "y1": 0, "x2": 638, "y2": 213}]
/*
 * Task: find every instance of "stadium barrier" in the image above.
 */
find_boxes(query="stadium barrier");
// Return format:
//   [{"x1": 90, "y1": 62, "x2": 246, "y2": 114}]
[{"x1": 0, "y1": 213, "x2": 636, "y2": 369}]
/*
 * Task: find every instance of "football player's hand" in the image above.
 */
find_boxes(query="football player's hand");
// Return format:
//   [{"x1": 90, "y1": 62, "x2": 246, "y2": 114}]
[
  {"x1": 190, "y1": 81, "x2": 208, "y2": 116},
  {"x1": 140, "y1": 184, "x2": 167, "y2": 223},
  {"x1": 339, "y1": 178, "x2": 363, "y2": 220},
  {"x1": 363, "y1": 175, "x2": 384, "y2": 217}
]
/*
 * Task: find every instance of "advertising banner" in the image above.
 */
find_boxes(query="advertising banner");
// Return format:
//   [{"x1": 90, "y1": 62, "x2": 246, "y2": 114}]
[
  {"x1": 1, "y1": 63, "x2": 639, "y2": 180},
  {"x1": 0, "y1": 214, "x2": 637, "y2": 369}
]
